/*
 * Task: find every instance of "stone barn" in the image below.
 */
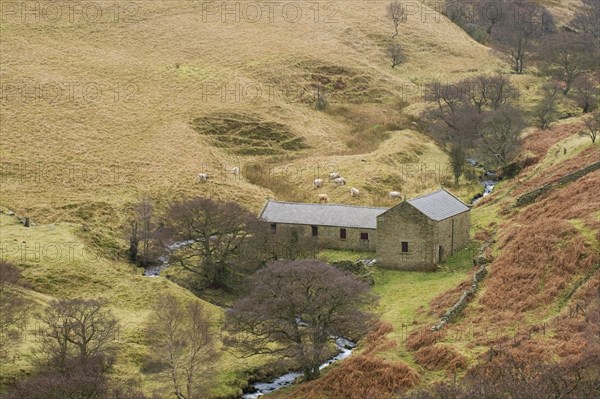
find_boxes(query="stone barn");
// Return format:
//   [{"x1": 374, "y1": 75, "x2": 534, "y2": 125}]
[
  {"x1": 258, "y1": 189, "x2": 470, "y2": 270},
  {"x1": 258, "y1": 201, "x2": 388, "y2": 252},
  {"x1": 376, "y1": 190, "x2": 470, "y2": 270}
]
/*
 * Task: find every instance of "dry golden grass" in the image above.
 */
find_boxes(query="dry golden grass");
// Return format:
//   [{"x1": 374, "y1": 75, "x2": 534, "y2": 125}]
[
  {"x1": 1, "y1": 0, "x2": 502, "y2": 229},
  {"x1": 273, "y1": 321, "x2": 420, "y2": 399}
]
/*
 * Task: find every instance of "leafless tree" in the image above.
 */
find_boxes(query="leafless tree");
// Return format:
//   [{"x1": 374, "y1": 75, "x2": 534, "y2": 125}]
[
  {"x1": 386, "y1": 43, "x2": 406, "y2": 68},
  {"x1": 536, "y1": 32, "x2": 597, "y2": 94},
  {"x1": 0, "y1": 261, "x2": 30, "y2": 361},
  {"x1": 449, "y1": 142, "x2": 466, "y2": 186},
  {"x1": 36, "y1": 298, "x2": 119, "y2": 370},
  {"x1": 490, "y1": 0, "x2": 548, "y2": 74},
  {"x1": 571, "y1": 74, "x2": 599, "y2": 113},
  {"x1": 128, "y1": 198, "x2": 158, "y2": 265},
  {"x1": 424, "y1": 81, "x2": 484, "y2": 147},
  {"x1": 386, "y1": 0, "x2": 406, "y2": 38},
  {"x1": 531, "y1": 83, "x2": 560, "y2": 130},
  {"x1": 225, "y1": 260, "x2": 377, "y2": 381},
  {"x1": 480, "y1": 105, "x2": 526, "y2": 168},
  {"x1": 443, "y1": 1, "x2": 475, "y2": 27},
  {"x1": 582, "y1": 110, "x2": 600, "y2": 143},
  {"x1": 164, "y1": 198, "x2": 257, "y2": 290},
  {"x1": 571, "y1": 0, "x2": 600, "y2": 40},
  {"x1": 146, "y1": 295, "x2": 217, "y2": 399},
  {"x1": 2, "y1": 354, "x2": 155, "y2": 399},
  {"x1": 464, "y1": 74, "x2": 517, "y2": 112}
]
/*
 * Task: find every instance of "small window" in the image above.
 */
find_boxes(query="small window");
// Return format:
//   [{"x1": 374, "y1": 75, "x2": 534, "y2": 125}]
[
  {"x1": 401, "y1": 241, "x2": 409, "y2": 253},
  {"x1": 270, "y1": 223, "x2": 277, "y2": 234},
  {"x1": 340, "y1": 228, "x2": 347, "y2": 239},
  {"x1": 311, "y1": 225, "x2": 318, "y2": 237},
  {"x1": 360, "y1": 232, "x2": 369, "y2": 241}
]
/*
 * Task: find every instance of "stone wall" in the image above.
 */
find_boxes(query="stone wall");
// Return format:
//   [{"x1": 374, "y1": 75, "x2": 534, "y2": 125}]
[
  {"x1": 516, "y1": 161, "x2": 600, "y2": 206},
  {"x1": 271, "y1": 223, "x2": 377, "y2": 252},
  {"x1": 376, "y1": 202, "x2": 471, "y2": 270},
  {"x1": 376, "y1": 202, "x2": 435, "y2": 270},
  {"x1": 431, "y1": 244, "x2": 490, "y2": 331},
  {"x1": 434, "y1": 211, "x2": 471, "y2": 262}
]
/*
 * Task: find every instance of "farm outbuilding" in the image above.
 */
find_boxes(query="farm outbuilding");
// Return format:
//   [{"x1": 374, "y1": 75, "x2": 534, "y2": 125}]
[{"x1": 258, "y1": 189, "x2": 470, "y2": 270}]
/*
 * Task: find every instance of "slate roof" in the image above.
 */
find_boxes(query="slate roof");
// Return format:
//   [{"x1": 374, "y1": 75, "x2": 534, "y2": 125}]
[
  {"x1": 259, "y1": 201, "x2": 388, "y2": 229},
  {"x1": 407, "y1": 189, "x2": 470, "y2": 221},
  {"x1": 259, "y1": 190, "x2": 469, "y2": 229}
]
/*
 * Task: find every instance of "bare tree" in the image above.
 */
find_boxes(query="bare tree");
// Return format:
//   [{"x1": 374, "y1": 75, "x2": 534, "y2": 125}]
[
  {"x1": 536, "y1": 32, "x2": 597, "y2": 94},
  {"x1": 491, "y1": 0, "x2": 547, "y2": 74},
  {"x1": 463, "y1": 74, "x2": 517, "y2": 112},
  {"x1": 582, "y1": 110, "x2": 600, "y2": 143},
  {"x1": 146, "y1": 295, "x2": 217, "y2": 399},
  {"x1": 480, "y1": 105, "x2": 526, "y2": 168},
  {"x1": 572, "y1": 74, "x2": 599, "y2": 113},
  {"x1": 2, "y1": 354, "x2": 155, "y2": 399},
  {"x1": 386, "y1": 43, "x2": 406, "y2": 68},
  {"x1": 128, "y1": 198, "x2": 158, "y2": 265},
  {"x1": 531, "y1": 83, "x2": 560, "y2": 130},
  {"x1": 386, "y1": 0, "x2": 406, "y2": 38},
  {"x1": 443, "y1": 1, "x2": 475, "y2": 27},
  {"x1": 164, "y1": 198, "x2": 257, "y2": 290},
  {"x1": 225, "y1": 260, "x2": 376, "y2": 381},
  {"x1": 571, "y1": 0, "x2": 600, "y2": 40},
  {"x1": 315, "y1": 83, "x2": 328, "y2": 111},
  {"x1": 449, "y1": 142, "x2": 466, "y2": 186},
  {"x1": 424, "y1": 81, "x2": 484, "y2": 147},
  {"x1": 36, "y1": 298, "x2": 119, "y2": 370},
  {"x1": 0, "y1": 261, "x2": 30, "y2": 361}
]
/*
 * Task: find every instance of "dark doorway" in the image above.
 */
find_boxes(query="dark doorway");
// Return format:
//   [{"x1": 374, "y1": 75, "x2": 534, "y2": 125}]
[
  {"x1": 340, "y1": 228, "x2": 347, "y2": 239},
  {"x1": 438, "y1": 246, "x2": 444, "y2": 262},
  {"x1": 311, "y1": 225, "x2": 318, "y2": 237}
]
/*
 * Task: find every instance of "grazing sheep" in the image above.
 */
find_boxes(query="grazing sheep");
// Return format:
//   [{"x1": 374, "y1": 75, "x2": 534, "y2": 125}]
[
  {"x1": 318, "y1": 194, "x2": 329, "y2": 203},
  {"x1": 350, "y1": 187, "x2": 360, "y2": 197},
  {"x1": 313, "y1": 178, "x2": 323, "y2": 188},
  {"x1": 232, "y1": 166, "x2": 240, "y2": 175},
  {"x1": 334, "y1": 177, "x2": 346, "y2": 186},
  {"x1": 388, "y1": 191, "x2": 402, "y2": 199},
  {"x1": 197, "y1": 173, "x2": 208, "y2": 181},
  {"x1": 329, "y1": 172, "x2": 340, "y2": 180}
]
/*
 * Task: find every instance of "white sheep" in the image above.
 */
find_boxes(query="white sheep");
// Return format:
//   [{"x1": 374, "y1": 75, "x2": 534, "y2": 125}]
[
  {"x1": 318, "y1": 193, "x2": 329, "y2": 203},
  {"x1": 334, "y1": 177, "x2": 346, "y2": 186},
  {"x1": 197, "y1": 173, "x2": 208, "y2": 181},
  {"x1": 329, "y1": 172, "x2": 340, "y2": 180},
  {"x1": 350, "y1": 187, "x2": 360, "y2": 197},
  {"x1": 232, "y1": 166, "x2": 240, "y2": 175},
  {"x1": 388, "y1": 191, "x2": 402, "y2": 199},
  {"x1": 313, "y1": 178, "x2": 323, "y2": 188}
]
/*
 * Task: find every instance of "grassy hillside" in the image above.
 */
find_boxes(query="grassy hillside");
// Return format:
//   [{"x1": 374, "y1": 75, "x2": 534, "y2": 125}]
[
  {"x1": 1, "y1": 0, "x2": 502, "y2": 227},
  {"x1": 0, "y1": 213, "x2": 269, "y2": 397},
  {"x1": 270, "y1": 120, "x2": 599, "y2": 398},
  {"x1": 4, "y1": 0, "x2": 596, "y2": 397}
]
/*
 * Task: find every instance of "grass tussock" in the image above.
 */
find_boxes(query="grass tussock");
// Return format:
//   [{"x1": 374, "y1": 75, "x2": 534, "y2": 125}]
[
  {"x1": 481, "y1": 219, "x2": 597, "y2": 313},
  {"x1": 274, "y1": 321, "x2": 420, "y2": 399},
  {"x1": 415, "y1": 344, "x2": 468, "y2": 371},
  {"x1": 405, "y1": 327, "x2": 446, "y2": 351},
  {"x1": 513, "y1": 145, "x2": 600, "y2": 196}
]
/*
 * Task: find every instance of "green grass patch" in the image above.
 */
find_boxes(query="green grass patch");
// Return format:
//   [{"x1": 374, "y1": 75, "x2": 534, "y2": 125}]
[
  {"x1": 369, "y1": 244, "x2": 476, "y2": 367},
  {"x1": 318, "y1": 249, "x2": 373, "y2": 263}
]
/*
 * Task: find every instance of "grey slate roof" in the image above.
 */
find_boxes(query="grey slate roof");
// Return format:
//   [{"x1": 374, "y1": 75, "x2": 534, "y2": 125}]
[
  {"x1": 259, "y1": 201, "x2": 388, "y2": 229},
  {"x1": 407, "y1": 189, "x2": 469, "y2": 221}
]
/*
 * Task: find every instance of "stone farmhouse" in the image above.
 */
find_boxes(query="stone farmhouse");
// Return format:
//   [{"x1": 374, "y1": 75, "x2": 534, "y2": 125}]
[{"x1": 258, "y1": 189, "x2": 470, "y2": 270}]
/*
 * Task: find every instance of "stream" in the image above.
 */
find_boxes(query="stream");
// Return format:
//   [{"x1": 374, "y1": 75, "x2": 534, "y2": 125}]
[
  {"x1": 469, "y1": 162, "x2": 498, "y2": 205},
  {"x1": 241, "y1": 337, "x2": 357, "y2": 399},
  {"x1": 143, "y1": 240, "x2": 193, "y2": 277}
]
